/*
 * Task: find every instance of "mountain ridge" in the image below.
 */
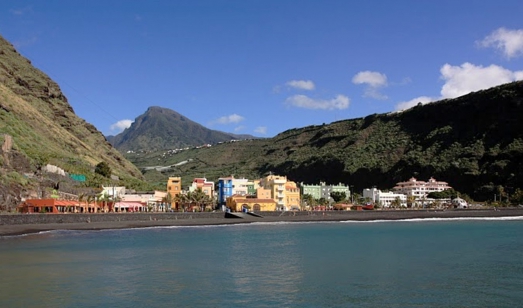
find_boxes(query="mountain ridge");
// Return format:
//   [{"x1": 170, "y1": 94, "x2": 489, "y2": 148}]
[{"x1": 108, "y1": 106, "x2": 257, "y2": 151}]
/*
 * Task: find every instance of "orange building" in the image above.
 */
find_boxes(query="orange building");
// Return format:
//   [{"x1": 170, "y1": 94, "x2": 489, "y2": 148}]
[
  {"x1": 17, "y1": 199, "x2": 97, "y2": 213},
  {"x1": 226, "y1": 195, "x2": 277, "y2": 212},
  {"x1": 166, "y1": 177, "x2": 182, "y2": 209}
]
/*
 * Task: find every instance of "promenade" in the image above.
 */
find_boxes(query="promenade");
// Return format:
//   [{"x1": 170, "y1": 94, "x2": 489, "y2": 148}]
[{"x1": 1, "y1": 208, "x2": 522, "y2": 236}]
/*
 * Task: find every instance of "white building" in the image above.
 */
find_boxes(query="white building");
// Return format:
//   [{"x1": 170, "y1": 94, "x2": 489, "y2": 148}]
[
  {"x1": 101, "y1": 186, "x2": 126, "y2": 199},
  {"x1": 363, "y1": 188, "x2": 407, "y2": 208},
  {"x1": 393, "y1": 177, "x2": 452, "y2": 199}
]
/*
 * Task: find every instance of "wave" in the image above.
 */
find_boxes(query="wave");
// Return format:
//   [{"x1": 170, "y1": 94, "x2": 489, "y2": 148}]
[{"x1": 341, "y1": 216, "x2": 523, "y2": 223}]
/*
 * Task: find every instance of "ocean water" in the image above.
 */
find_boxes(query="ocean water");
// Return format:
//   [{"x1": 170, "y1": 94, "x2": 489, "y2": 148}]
[{"x1": 1, "y1": 218, "x2": 523, "y2": 308}]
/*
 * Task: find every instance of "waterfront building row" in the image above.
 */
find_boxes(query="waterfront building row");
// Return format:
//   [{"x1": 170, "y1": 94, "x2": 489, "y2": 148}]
[{"x1": 18, "y1": 174, "x2": 460, "y2": 213}]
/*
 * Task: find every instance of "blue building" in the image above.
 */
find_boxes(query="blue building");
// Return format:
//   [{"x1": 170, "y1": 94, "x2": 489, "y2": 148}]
[{"x1": 217, "y1": 176, "x2": 234, "y2": 208}]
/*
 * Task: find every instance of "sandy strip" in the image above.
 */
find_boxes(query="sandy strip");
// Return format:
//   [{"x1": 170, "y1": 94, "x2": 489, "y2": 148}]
[{"x1": 1, "y1": 208, "x2": 522, "y2": 237}]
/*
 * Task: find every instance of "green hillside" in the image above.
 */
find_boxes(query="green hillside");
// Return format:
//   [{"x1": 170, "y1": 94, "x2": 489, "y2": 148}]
[
  {"x1": 0, "y1": 34, "x2": 147, "y2": 210},
  {"x1": 127, "y1": 81, "x2": 523, "y2": 202}
]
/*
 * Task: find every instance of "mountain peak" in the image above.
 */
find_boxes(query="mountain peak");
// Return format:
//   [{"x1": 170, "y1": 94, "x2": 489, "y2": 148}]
[{"x1": 109, "y1": 106, "x2": 254, "y2": 151}]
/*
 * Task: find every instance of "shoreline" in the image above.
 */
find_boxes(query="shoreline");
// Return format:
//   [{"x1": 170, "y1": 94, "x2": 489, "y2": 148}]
[{"x1": 1, "y1": 208, "x2": 522, "y2": 237}]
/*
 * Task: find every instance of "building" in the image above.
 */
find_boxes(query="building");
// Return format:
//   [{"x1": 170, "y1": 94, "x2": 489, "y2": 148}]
[
  {"x1": 17, "y1": 199, "x2": 97, "y2": 213},
  {"x1": 363, "y1": 188, "x2": 407, "y2": 208},
  {"x1": 217, "y1": 176, "x2": 234, "y2": 207},
  {"x1": 189, "y1": 178, "x2": 215, "y2": 199},
  {"x1": 217, "y1": 176, "x2": 249, "y2": 209},
  {"x1": 259, "y1": 174, "x2": 301, "y2": 211},
  {"x1": 120, "y1": 192, "x2": 163, "y2": 212},
  {"x1": 226, "y1": 195, "x2": 276, "y2": 212},
  {"x1": 300, "y1": 182, "x2": 323, "y2": 200},
  {"x1": 393, "y1": 177, "x2": 452, "y2": 199},
  {"x1": 166, "y1": 177, "x2": 182, "y2": 209},
  {"x1": 300, "y1": 182, "x2": 351, "y2": 204},
  {"x1": 285, "y1": 182, "x2": 301, "y2": 211},
  {"x1": 101, "y1": 186, "x2": 126, "y2": 199}
]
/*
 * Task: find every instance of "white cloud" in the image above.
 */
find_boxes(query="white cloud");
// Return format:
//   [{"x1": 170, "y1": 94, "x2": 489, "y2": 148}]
[
  {"x1": 234, "y1": 125, "x2": 245, "y2": 132},
  {"x1": 440, "y1": 62, "x2": 523, "y2": 98},
  {"x1": 254, "y1": 126, "x2": 267, "y2": 135},
  {"x1": 352, "y1": 71, "x2": 388, "y2": 87},
  {"x1": 211, "y1": 114, "x2": 245, "y2": 125},
  {"x1": 110, "y1": 119, "x2": 134, "y2": 133},
  {"x1": 395, "y1": 96, "x2": 435, "y2": 111},
  {"x1": 285, "y1": 94, "x2": 350, "y2": 110},
  {"x1": 286, "y1": 80, "x2": 316, "y2": 91},
  {"x1": 479, "y1": 27, "x2": 523, "y2": 59},
  {"x1": 352, "y1": 71, "x2": 388, "y2": 99},
  {"x1": 394, "y1": 62, "x2": 523, "y2": 111}
]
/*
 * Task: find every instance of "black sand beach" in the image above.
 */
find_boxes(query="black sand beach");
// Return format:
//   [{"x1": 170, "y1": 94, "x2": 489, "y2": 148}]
[{"x1": 1, "y1": 208, "x2": 522, "y2": 237}]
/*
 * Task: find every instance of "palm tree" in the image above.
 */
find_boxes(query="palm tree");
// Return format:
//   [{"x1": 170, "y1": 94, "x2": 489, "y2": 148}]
[
  {"x1": 174, "y1": 193, "x2": 187, "y2": 211},
  {"x1": 97, "y1": 192, "x2": 110, "y2": 213},
  {"x1": 161, "y1": 192, "x2": 173, "y2": 212},
  {"x1": 302, "y1": 194, "x2": 314, "y2": 210},
  {"x1": 391, "y1": 197, "x2": 402, "y2": 209},
  {"x1": 407, "y1": 195, "x2": 417, "y2": 208},
  {"x1": 70, "y1": 193, "x2": 84, "y2": 213},
  {"x1": 86, "y1": 194, "x2": 95, "y2": 214}
]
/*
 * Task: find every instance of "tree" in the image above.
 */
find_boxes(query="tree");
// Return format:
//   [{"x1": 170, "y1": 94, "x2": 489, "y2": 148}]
[
  {"x1": 427, "y1": 189, "x2": 458, "y2": 200},
  {"x1": 86, "y1": 194, "x2": 95, "y2": 213},
  {"x1": 191, "y1": 188, "x2": 210, "y2": 212},
  {"x1": 77, "y1": 193, "x2": 86, "y2": 213},
  {"x1": 330, "y1": 191, "x2": 347, "y2": 203},
  {"x1": 391, "y1": 197, "x2": 402, "y2": 209},
  {"x1": 174, "y1": 193, "x2": 188, "y2": 211},
  {"x1": 161, "y1": 192, "x2": 173, "y2": 212},
  {"x1": 511, "y1": 188, "x2": 523, "y2": 204},
  {"x1": 97, "y1": 192, "x2": 110, "y2": 213},
  {"x1": 302, "y1": 194, "x2": 315, "y2": 210},
  {"x1": 352, "y1": 193, "x2": 362, "y2": 205},
  {"x1": 94, "y1": 161, "x2": 111, "y2": 178},
  {"x1": 317, "y1": 197, "x2": 328, "y2": 206},
  {"x1": 406, "y1": 195, "x2": 417, "y2": 208}
]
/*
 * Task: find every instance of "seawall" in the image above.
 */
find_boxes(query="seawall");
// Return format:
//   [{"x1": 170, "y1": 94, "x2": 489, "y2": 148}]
[
  {"x1": 0, "y1": 212, "x2": 225, "y2": 225},
  {"x1": 2, "y1": 208, "x2": 523, "y2": 226}
]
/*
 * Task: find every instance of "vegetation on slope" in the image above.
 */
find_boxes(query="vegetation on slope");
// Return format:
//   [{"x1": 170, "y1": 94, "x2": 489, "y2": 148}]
[
  {"x1": 0, "y1": 34, "x2": 149, "y2": 209},
  {"x1": 128, "y1": 81, "x2": 523, "y2": 202},
  {"x1": 108, "y1": 106, "x2": 255, "y2": 152}
]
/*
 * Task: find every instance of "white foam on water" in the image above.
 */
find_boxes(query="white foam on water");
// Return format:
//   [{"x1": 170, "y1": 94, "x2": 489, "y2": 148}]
[{"x1": 340, "y1": 216, "x2": 523, "y2": 223}]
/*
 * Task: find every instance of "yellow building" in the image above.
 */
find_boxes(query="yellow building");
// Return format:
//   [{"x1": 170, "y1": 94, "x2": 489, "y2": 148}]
[
  {"x1": 226, "y1": 195, "x2": 276, "y2": 212},
  {"x1": 259, "y1": 174, "x2": 301, "y2": 211},
  {"x1": 285, "y1": 181, "x2": 301, "y2": 211},
  {"x1": 166, "y1": 177, "x2": 182, "y2": 209}
]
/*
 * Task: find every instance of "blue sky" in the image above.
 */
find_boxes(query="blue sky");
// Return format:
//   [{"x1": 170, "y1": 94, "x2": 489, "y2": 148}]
[{"x1": 1, "y1": 1, "x2": 523, "y2": 138}]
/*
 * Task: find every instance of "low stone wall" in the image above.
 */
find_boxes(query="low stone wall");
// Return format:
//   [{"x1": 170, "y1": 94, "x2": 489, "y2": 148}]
[
  {"x1": 0, "y1": 212, "x2": 225, "y2": 225},
  {"x1": 1, "y1": 208, "x2": 522, "y2": 226}
]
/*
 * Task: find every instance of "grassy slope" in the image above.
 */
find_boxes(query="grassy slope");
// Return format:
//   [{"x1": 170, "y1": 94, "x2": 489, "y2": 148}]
[{"x1": 0, "y1": 34, "x2": 145, "y2": 195}]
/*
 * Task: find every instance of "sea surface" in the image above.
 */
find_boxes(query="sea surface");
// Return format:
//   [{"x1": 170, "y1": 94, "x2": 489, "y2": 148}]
[{"x1": 1, "y1": 217, "x2": 523, "y2": 307}]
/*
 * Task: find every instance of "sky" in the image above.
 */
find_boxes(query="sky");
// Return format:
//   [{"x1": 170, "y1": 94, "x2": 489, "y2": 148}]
[{"x1": 1, "y1": 1, "x2": 523, "y2": 138}]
